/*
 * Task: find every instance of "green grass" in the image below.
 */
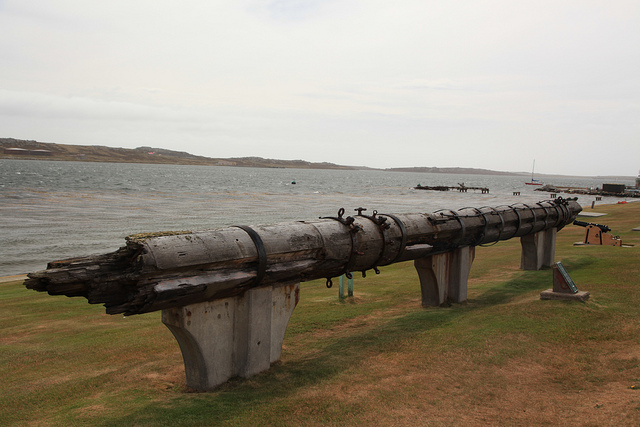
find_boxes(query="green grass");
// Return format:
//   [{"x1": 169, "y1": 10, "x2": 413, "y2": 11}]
[{"x1": 1, "y1": 201, "x2": 640, "y2": 426}]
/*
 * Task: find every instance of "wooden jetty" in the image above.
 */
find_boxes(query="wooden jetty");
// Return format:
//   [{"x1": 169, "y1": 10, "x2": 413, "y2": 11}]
[{"x1": 415, "y1": 183, "x2": 489, "y2": 194}]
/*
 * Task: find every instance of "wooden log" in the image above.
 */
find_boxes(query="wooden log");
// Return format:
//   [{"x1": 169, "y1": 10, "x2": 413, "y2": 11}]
[{"x1": 24, "y1": 198, "x2": 581, "y2": 315}]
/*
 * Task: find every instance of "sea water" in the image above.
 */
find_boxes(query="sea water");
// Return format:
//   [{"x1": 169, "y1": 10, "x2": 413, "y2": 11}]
[{"x1": 0, "y1": 159, "x2": 632, "y2": 276}]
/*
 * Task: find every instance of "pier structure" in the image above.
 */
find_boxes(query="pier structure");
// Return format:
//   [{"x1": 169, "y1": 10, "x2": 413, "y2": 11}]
[
  {"x1": 25, "y1": 198, "x2": 580, "y2": 390},
  {"x1": 414, "y1": 183, "x2": 490, "y2": 194}
]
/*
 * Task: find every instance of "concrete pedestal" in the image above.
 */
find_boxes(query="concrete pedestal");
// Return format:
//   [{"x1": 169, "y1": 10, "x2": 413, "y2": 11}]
[
  {"x1": 540, "y1": 289, "x2": 590, "y2": 301},
  {"x1": 162, "y1": 282, "x2": 300, "y2": 391},
  {"x1": 520, "y1": 228, "x2": 556, "y2": 270},
  {"x1": 414, "y1": 246, "x2": 475, "y2": 306}
]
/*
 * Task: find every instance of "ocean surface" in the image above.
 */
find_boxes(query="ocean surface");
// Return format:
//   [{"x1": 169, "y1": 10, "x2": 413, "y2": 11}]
[{"x1": 1, "y1": 159, "x2": 634, "y2": 276}]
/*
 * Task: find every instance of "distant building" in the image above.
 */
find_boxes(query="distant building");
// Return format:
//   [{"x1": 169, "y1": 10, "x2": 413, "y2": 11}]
[
  {"x1": 4, "y1": 147, "x2": 29, "y2": 155},
  {"x1": 602, "y1": 183, "x2": 626, "y2": 194},
  {"x1": 3, "y1": 147, "x2": 52, "y2": 156}
]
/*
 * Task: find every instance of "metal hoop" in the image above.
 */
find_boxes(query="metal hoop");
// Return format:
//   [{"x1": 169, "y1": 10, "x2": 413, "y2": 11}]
[{"x1": 232, "y1": 225, "x2": 267, "y2": 287}]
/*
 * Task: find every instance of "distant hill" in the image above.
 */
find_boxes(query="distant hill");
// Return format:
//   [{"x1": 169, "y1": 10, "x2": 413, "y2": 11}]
[
  {"x1": 0, "y1": 138, "x2": 356, "y2": 170},
  {"x1": 385, "y1": 166, "x2": 518, "y2": 176},
  {"x1": 6, "y1": 137, "x2": 606, "y2": 178}
]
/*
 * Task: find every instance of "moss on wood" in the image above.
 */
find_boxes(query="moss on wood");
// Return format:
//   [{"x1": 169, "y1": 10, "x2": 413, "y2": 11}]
[{"x1": 126, "y1": 231, "x2": 193, "y2": 243}]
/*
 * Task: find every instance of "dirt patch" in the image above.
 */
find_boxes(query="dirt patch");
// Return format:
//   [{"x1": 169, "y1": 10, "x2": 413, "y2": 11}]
[
  {"x1": 282, "y1": 313, "x2": 640, "y2": 425},
  {"x1": 0, "y1": 275, "x2": 27, "y2": 284}
]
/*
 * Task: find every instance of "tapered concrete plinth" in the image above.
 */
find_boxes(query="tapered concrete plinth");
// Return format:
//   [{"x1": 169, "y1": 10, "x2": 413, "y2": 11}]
[
  {"x1": 540, "y1": 290, "x2": 590, "y2": 301},
  {"x1": 162, "y1": 282, "x2": 299, "y2": 391},
  {"x1": 414, "y1": 246, "x2": 475, "y2": 306},
  {"x1": 521, "y1": 228, "x2": 556, "y2": 270}
]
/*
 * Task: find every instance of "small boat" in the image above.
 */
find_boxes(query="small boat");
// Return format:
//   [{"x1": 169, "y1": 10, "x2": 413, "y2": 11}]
[{"x1": 525, "y1": 160, "x2": 543, "y2": 186}]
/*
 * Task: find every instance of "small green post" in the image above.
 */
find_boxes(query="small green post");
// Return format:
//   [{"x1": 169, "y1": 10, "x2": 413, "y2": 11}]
[{"x1": 338, "y1": 275, "x2": 354, "y2": 299}]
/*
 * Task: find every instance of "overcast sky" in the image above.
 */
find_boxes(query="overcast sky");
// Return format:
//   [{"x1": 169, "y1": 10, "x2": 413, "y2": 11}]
[{"x1": 1, "y1": 1, "x2": 638, "y2": 176}]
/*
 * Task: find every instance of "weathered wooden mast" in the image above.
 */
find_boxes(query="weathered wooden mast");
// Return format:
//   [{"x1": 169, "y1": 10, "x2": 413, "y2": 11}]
[{"x1": 25, "y1": 198, "x2": 581, "y2": 316}]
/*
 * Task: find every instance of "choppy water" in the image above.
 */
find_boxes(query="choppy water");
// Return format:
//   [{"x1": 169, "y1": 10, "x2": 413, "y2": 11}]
[{"x1": 0, "y1": 159, "x2": 633, "y2": 276}]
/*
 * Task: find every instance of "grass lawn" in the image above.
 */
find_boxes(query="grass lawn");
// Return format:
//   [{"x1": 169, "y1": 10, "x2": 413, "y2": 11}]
[{"x1": 1, "y1": 200, "x2": 640, "y2": 426}]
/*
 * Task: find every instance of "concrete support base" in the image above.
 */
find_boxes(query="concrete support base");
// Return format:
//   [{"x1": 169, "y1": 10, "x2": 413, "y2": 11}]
[
  {"x1": 520, "y1": 228, "x2": 556, "y2": 270},
  {"x1": 540, "y1": 290, "x2": 590, "y2": 301},
  {"x1": 161, "y1": 282, "x2": 300, "y2": 391},
  {"x1": 414, "y1": 246, "x2": 475, "y2": 306}
]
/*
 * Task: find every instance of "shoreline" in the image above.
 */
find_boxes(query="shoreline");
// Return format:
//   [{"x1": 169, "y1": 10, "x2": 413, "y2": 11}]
[{"x1": 0, "y1": 274, "x2": 27, "y2": 284}]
